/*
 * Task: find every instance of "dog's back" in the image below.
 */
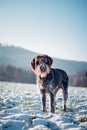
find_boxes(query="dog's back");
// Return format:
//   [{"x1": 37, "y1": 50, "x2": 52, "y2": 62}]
[{"x1": 51, "y1": 68, "x2": 69, "y2": 86}]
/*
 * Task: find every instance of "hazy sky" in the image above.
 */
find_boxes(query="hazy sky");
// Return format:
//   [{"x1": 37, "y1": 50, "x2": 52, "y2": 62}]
[{"x1": 0, "y1": 0, "x2": 87, "y2": 61}]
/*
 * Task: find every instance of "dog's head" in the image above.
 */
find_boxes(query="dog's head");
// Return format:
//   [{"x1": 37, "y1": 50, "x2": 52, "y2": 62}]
[{"x1": 31, "y1": 54, "x2": 53, "y2": 78}]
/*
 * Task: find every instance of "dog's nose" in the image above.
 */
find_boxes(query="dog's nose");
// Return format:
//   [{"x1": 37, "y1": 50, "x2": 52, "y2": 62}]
[{"x1": 40, "y1": 64, "x2": 46, "y2": 72}]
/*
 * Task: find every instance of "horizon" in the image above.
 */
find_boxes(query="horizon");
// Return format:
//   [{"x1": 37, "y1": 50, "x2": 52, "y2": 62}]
[
  {"x1": 0, "y1": 43, "x2": 87, "y2": 63},
  {"x1": 0, "y1": 0, "x2": 87, "y2": 62}
]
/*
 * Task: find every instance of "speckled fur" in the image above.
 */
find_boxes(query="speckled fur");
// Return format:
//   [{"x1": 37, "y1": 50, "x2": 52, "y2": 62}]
[{"x1": 31, "y1": 54, "x2": 69, "y2": 113}]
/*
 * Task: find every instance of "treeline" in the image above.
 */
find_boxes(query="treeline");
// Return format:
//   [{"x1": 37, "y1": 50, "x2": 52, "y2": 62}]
[
  {"x1": 69, "y1": 70, "x2": 87, "y2": 87},
  {"x1": 0, "y1": 65, "x2": 87, "y2": 87},
  {"x1": 0, "y1": 65, "x2": 36, "y2": 84}
]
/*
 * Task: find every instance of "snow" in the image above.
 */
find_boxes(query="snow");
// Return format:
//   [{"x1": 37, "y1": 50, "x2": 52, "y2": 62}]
[{"x1": 0, "y1": 82, "x2": 87, "y2": 130}]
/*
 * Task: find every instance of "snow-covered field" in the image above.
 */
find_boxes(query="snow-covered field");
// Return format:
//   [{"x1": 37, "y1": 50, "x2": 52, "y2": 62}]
[{"x1": 0, "y1": 82, "x2": 87, "y2": 130}]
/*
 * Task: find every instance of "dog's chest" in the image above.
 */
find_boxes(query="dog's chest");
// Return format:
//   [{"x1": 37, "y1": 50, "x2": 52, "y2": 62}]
[
  {"x1": 37, "y1": 76, "x2": 55, "y2": 93},
  {"x1": 37, "y1": 70, "x2": 61, "y2": 93}
]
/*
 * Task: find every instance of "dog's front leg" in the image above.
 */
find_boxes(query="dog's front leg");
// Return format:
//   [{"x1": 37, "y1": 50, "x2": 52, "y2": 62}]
[
  {"x1": 49, "y1": 92, "x2": 55, "y2": 113},
  {"x1": 40, "y1": 90, "x2": 46, "y2": 112}
]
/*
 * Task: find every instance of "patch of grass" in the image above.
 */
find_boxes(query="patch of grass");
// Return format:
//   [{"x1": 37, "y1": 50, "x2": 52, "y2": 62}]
[
  {"x1": 75, "y1": 115, "x2": 87, "y2": 122},
  {"x1": 18, "y1": 95, "x2": 36, "y2": 110},
  {"x1": 78, "y1": 115, "x2": 87, "y2": 122}
]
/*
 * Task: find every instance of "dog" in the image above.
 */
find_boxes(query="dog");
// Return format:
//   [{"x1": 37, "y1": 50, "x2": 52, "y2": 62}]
[{"x1": 31, "y1": 54, "x2": 69, "y2": 113}]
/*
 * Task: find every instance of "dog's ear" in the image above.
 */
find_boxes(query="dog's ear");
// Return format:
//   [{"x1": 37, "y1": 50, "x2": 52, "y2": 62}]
[
  {"x1": 31, "y1": 57, "x2": 35, "y2": 71},
  {"x1": 47, "y1": 56, "x2": 53, "y2": 67}
]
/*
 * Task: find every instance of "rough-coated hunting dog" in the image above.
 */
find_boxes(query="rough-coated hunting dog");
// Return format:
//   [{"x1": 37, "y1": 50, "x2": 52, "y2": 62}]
[{"x1": 31, "y1": 54, "x2": 69, "y2": 113}]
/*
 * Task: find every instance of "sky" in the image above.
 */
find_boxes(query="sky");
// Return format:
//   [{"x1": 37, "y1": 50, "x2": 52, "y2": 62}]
[{"x1": 0, "y1": 0, "x2": 87, "y2": 61}]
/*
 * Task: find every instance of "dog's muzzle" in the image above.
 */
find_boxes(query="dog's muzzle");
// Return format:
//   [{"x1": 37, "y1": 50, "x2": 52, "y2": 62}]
[{"x1": 40, "y1": 63, "x2": 47, "y2": 72}]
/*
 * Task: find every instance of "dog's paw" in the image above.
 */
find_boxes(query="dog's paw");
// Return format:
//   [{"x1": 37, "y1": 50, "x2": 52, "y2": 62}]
[
  {"x1": 63, "y1": 105, "x2": 66, "y2": 112},
  {"x1": 41, "y1": 108, "x2": 47, "y2": 112}
]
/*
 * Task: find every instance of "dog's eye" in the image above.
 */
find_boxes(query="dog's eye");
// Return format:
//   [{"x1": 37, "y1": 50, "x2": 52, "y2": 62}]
[
  {"x1": 36, "y1": 61, "x2": 39, "y2": 65},
  {"x1": 45, "y1": 61, "x2": 48, "y2": 65}
]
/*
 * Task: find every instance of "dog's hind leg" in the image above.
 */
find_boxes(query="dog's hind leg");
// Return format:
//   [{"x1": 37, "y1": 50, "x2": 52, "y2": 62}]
[{"x1": 62, "y1": 81, "x2": 68, "y2": 111}]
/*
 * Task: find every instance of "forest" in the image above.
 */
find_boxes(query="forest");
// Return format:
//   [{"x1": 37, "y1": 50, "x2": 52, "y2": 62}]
[{"x1": 0, "y1": 65, "x2": 87, "y2": 87}]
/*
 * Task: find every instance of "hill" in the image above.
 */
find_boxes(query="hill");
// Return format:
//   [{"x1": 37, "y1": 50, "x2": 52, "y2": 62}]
[
  {"x1": 0, "y1": 44, "x2": 37, "y2": 69},
  {"x1": 0, "y1": 44, "x2": 87, "y2": 74}
]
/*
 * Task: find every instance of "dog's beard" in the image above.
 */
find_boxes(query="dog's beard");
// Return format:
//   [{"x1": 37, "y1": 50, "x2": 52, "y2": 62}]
[{"x1": 36, "y1": 65, "x2": 50, "y2": 78}]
